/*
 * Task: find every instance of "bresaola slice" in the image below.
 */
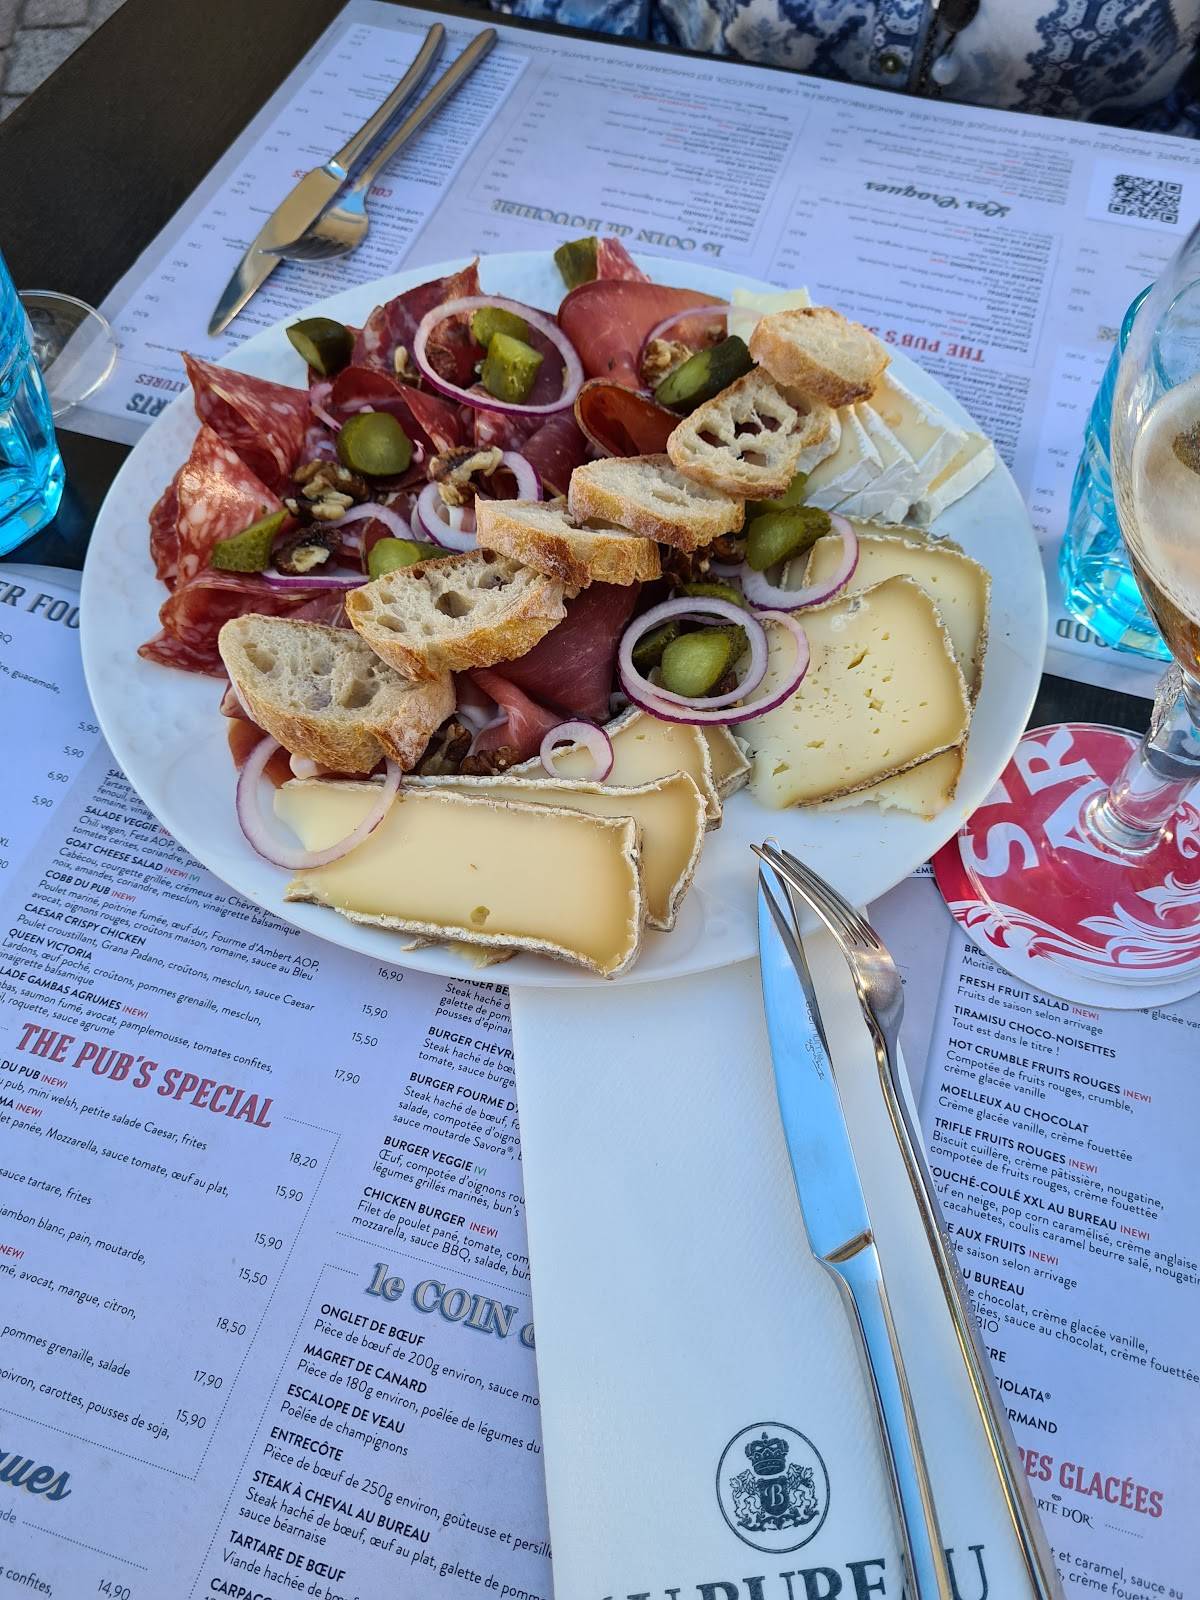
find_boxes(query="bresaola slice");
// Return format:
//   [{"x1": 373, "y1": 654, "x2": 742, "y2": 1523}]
[
  {"x1": 574, "y1": 380, "x2": 677, "y2": 457},
  {"x1": 183, "y1": 354, "x2": 309, "y2": 495},
  {"x1": 352, "y1": 261, "x2": 483, "y2": 387},
  {"x1": 485, "y1": 582, "x2": 638, "y2": 724},
  {"x1": 558, "y1": 281, "x2": 722, "y2": 387},
  {"x1": 517, "y1": 412, "x2": 590, "y2": 496}
]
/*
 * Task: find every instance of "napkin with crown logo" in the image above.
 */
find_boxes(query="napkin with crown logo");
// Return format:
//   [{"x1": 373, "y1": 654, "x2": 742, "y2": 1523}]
[{"x1": 509, "y1": 940, "x2": 1049, "y2": 1600}]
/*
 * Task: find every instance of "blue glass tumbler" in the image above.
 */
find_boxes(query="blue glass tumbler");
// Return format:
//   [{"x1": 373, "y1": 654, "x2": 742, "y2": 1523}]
[
  {"x1": 1059, "y1": 285, "x2": 1169, "y2": 660},
  {"x1": 0, "y1": 249, "x2": 64, "y2": 555}
]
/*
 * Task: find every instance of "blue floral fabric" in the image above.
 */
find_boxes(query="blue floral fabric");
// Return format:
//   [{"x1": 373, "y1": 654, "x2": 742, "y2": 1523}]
[{"x1": 488, "y1": 0, "x2": 1200, "y2": 132}]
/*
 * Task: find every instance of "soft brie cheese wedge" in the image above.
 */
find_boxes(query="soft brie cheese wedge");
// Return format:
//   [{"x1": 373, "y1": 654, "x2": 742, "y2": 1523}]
[
  {"x1": 416, "y1": 773, "x2": 706, "y2": 930},
  {"x1": 803, "y1": 408, "x2": 883, "y2": 510},
  {"x1": 701, "y1": 725, "x2": 751, "y2": 799},
  {"x1": 866, "y1": 374, "x2": 965, "y2": 492},
  {"x1": 515, "y1": 707, "x2": 721, "y2": 823},
  {"x1": 743, "y1": 576, "x2": 971, "y2": 809},
  {"x1": 843, "y1": 406, "x2": 918, "y2": 523},
  {"x1": 276, "y1": 783, "x2": 645, "y2": 976},
  {"x1": 910, "y1": 432, "x2": 996, "y2": 523},
  {"x1": 727, "y1": 286, "x2": 812, "y2": 343}
]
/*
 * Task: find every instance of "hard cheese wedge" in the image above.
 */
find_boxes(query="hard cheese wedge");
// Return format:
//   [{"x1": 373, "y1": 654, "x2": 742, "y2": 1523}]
[
  {"x1": 276, "y1": 783, "x2": 644, "y2": 976},
  {"x1": 823, "y1": 747, "x2": 963, "y2": 820},
  {"x1": 513, "y1": 707, "x2": 721, "y2": 823},
  {"x1": 744, "y1": 576, "x2": 970, "y2": 808},
  {"x1": 417, "y1": 773, "x2": 706, "y2": 930},
  {"x1": 701, "y1": 725, "x2": 750, "y2": 799}
]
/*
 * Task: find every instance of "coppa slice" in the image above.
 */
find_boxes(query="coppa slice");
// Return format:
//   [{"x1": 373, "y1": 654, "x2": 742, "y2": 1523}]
[
  {"x1": 276, "y1": 782, "x2": 645, "y2": 977},
  {"x1": 743, "y1": 576, "x2": 970, "y2": 808},
  {"x1": 568, "y1": 455, "x2": 743, "y2": 552},
  {"x1": 414, "y1": 772, "x2": 706, "y2": 930}
]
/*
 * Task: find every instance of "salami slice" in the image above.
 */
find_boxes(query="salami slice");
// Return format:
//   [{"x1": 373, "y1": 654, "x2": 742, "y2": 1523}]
[
  {"x1": 485, "y1": 582, "x2": 637, "y2": 724},
  {"x1": 352, "y1": 262, "x2": 482, "y2": 387},
  {"x1": 171, "y1": 426, "x2": 284, "y2": 589},
  {"x1": 139, "y1": 572, "x2": 323, "y2": 676},
  {"x1": 595, "y1": 238, "x2": 650, "y2": 282},
  {"x1": 473, "y1": 408, "x2": 540, "y2": 452},
  {"x1": 558, "y1": 281, "x2": 721, "y2": 388},
  {"x1": 517, "y1": 412, "x2": 590, "y2": 497},
  {"x1": 149, "y1": 467, "x2": 183, "y2": 587},
  {"x1": 183, "y1": 354, "x2": 309, "y2": 494}
]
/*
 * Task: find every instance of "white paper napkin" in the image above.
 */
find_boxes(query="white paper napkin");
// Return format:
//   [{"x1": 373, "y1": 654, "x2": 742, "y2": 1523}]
[{"x1": 510, "y1": 941, "x2": 1039, "y2": 1600}]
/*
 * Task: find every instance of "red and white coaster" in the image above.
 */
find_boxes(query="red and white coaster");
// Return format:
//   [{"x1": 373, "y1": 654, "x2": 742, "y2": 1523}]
[{"x1": 933, "y1": 723, "x2": 1200, "y2": 1009}]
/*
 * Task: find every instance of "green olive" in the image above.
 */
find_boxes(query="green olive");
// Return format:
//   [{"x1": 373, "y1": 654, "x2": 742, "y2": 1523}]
[
  {"x1": 286, "y1": 316, "x2": 354, "y2": 376},
  {"x1": 631, "y1": 619, "x2": 680, "y2": 674},
  {"x1": 658, "y1": 628, "x2": 735, "y2": 698},
  {"x1": 336, "y1": 412, "x2": 413, "y2": 477},
  {"x1": 746, "y1": 472, "x2": 809, "y2": 520},
  {"x1": 367, "y1": 537, "x2": 431, "y2": 579},
  {"x1": 746, "y1": 507, "x2": 832, "y2": 571},
  {"x1": 470, "y1": 305, "x2": 530, "y2": 348},
  {"x1": 209, "y1": 509, "x2": 286, "y2": 572}
]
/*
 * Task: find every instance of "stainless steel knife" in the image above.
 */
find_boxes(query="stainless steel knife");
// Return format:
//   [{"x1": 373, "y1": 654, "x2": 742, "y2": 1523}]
[
  {"x1": 207, "y1": 22, "x2": 446, "y2": 336},
  {"x1": 756, "y1": 868, "x2": 953, "y2": 1600}
]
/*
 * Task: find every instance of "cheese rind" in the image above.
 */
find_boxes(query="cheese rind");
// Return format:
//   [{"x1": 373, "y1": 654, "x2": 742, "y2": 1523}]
[
  {"x1": 513, "y1": 706, "x2": 721, "y2": 823},
  {"x1": 866, "y1": 374, "x2": 965, "y2": 490},
  {"x1": 743, "y1": 576, "x2": 971, "y2": 808},
  {"x1": 823, "y1": 748, "x2": 964, "y2": 819},
  {"x1": 910, "y1": 432, "x2": 996, "y2": 523},
  {"x1": 701, "y1": 725, "x2": 751, "y2": 799},
  {"x1": 276, "y1": 783, "x2": 645, "y2": 976},
  {"x1": 803, "y1": 407, "x2": 883, "y2": 509},
  {"x1": 414, "y1": 772, "x2": 706, "y2": 930}
]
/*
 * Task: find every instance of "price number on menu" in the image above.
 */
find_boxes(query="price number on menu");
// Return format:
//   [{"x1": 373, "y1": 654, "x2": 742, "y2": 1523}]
[
  {"x1": 333, "y1": 1068, "x2": 360, "y2": 1085},
  {"x1": 361, "y1": 1004, "x2": 388, "y2": 1019},
  {"x1": 351, "y1": 1031, "x2": 378, "y2": 1047},
  {"x1": 290, "y1": 1151, "x2": 318, "y2": 1169},
  {"x1": 175, "y1": 1410, "x2": 208, "y2": 1430},
  {"x1": 98, "y1": 1582, "x2": 132, "y2": 1600},
  {"x1": 254, "y1": 1232, "x2": 284, "y2": 1251},
  {"x1": 239, "y1": 1266, "x2": 269, "y2": 1287},
  {"x1": 193, "y1": 1369, "x2": 225, "y2": 1389},
  {"x1": 275, "y1": 1184, "x2": 304, "y2": 1203},
  {"x1": 215, "y1": 1315, "x2": 247, "y2": 1337}
]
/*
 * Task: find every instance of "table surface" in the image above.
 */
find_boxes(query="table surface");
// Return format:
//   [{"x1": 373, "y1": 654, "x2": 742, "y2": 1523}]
[{"x1": 0, "y1": 0, "x2": 1153, "y2": 737}]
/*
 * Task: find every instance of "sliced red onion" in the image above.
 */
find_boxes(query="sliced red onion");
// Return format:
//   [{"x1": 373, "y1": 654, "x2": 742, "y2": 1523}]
[
  {"x1": 618, "y1": 597, "x2": 767, "y2": 712},
  {"x1": 412, "y1": 295, "x2": 584, "y2": 416},
  {"x1": 620, "y1": 610, "x2": 809, "y2": 727},
  {"x1": 310, "y1": 396, "x2": 342, "y2": 434},
  {"x1": 418, "y1": 482, "x2": 476, "y2": 552},
  {"x1": 740, "y1": 514, "x2": 858, "y2": 611},
  {"x1": 257, "y1": 570, "x2": 365, "y2": 593},
  {"x1": 706, "y1": 557, "x2": 745, "y2": 578},
  {"x1": 467, "y1": 711, "x2": 509, "y2": 757},
  {"x1": 638, "y1": 303, "x2": 732, "y2": 375},
  {"x1": 499, "y1": 450, "x2": 540, "y2": 500},
  {"x1": 540, "y1": 720, "x2": 614, "y2": 781},
  {"x1": 335, "y1": 501, "x2": 413, "y2": 540},
  {"x1": 237, "y1": 738, "x2": 401, "y2": 869}
]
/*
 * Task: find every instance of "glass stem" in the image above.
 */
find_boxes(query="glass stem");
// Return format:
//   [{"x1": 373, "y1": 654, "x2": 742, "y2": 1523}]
[{"x1": 1087, "y1": 666, "x2": 1200, "y2": 852}]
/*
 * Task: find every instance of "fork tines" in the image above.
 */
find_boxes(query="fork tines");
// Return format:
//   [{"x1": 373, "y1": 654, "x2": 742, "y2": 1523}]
[{"x1": 751, "y1": 840, "x2": 881, "y2": 952}]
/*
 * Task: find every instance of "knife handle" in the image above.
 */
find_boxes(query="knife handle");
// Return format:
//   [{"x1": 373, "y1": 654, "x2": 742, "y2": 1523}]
[
  {"x1": 332, "y1": 22, "x2": 446, "y2": 174},
  {"x1": 831, "y1": 1239, "x2": 954, "y2": 1600}
]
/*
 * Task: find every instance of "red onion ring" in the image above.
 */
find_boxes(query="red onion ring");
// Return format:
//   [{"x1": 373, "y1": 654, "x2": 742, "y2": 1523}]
[
  {"x1": 257, "y1": 570, "x2": 365, "y2": 592},
  {"x1": 412, "y1": 296, "x2": 584, "y2": 416},
  {"x1": 618, "y1": 597, "x2": 767, "y2": 712},
  {"x1": 417, "y1": 452, "x2": 540, "y2": 550},
  {"x1": 335, "y1": 502, "x2": 413, "y2": 540},
  {"x1": 620, "y1": 611, "x2": 809, "y2": 727},
  {"x1": 540, "y1": 720, "x2": 614, "y2": 781},
  {"x1": 498, "y1": 450, "x2": 540, "y2": 500},
  {"x1": 637, "y1": 303, "x2": 732, "y2": 377},
  {"x1": 237, "y1": 738, "x2": 401, "y2": 868},
  {"x1": 739, "y1": 514, "x2": 858, "y2": 611}
]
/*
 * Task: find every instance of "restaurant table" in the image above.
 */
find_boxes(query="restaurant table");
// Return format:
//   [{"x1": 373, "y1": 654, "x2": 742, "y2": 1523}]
[{"x1": 0, "y1": 0, "x2": 1152, "y2": 737}]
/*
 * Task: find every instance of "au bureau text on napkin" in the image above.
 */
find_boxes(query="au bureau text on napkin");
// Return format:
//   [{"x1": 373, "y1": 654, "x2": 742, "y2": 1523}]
[{"x1": 511, "y1": 949, "x2": 1041, "y2": 1600}]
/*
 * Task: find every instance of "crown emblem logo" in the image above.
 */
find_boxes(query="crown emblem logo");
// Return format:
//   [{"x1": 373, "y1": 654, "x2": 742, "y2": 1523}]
[
  {"x1": 716, "y1": 1422, "x2": 829, "y2": 1553},
  {"x1": 745, "y1": 1432, "x2": 789, "y2": 1476}
]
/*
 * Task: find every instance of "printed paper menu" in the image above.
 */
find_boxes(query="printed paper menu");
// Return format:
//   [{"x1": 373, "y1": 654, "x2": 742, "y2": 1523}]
[{"x1": 0, "y1": 574, "x2": 549, "y2": 1598}]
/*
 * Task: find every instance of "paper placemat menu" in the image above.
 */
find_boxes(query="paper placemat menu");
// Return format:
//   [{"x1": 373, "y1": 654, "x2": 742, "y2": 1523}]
[{"x1": 82, "y1": 0, "x2": 1200, "y2": 693}]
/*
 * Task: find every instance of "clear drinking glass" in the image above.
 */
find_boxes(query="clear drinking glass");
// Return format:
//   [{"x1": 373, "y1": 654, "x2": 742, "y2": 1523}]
[
  {"x1": 0, "y1": 249, "x2": 65, "y2": 554},
  {"x1": 948, "y1": 222, "x2": 1200, "y2": 996}
]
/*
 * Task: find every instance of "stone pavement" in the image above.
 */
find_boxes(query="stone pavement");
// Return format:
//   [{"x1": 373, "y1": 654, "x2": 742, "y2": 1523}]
[{"x1": 1, "y1": 0, "x2": 127, "y2": 119}]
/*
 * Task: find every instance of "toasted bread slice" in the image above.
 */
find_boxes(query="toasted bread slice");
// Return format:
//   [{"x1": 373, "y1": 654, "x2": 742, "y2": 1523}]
[
  {"x1": 568, "y1": 455, "x2": 743, "y2": 552},
  {"x1": 346, "y1": 549, "x2": 565, "y2": 680},
  {"x1": 667, "y1": 369, "x2": 833, "y2": 498},
  {"x1": 475, "y1": 498, "x2": 661, "y2": 587},
  {"x1": 750, "y1": 306, "x2": 889, "y2": 408},
  {"x1": 218, "y1": 616, "x2": 453, "y2": 773}
]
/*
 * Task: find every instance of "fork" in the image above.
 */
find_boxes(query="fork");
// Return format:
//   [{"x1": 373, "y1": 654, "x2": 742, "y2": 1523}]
[
  {"x1": 265, "y1": 29, "x2": 497, "y2": 265},
  {"x1": 751, "y1": 841, "x2": 1063, "y2": 1600}
]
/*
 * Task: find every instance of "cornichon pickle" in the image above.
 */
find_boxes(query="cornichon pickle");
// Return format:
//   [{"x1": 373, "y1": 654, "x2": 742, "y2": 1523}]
[
  {"x1": 554, "y1": 236, "x2": 598, "y2": 290},
  {"x1": 367, "y1": 537, "x2": 431, "y2": 579},
  {"x1": 653, "y1": 335, "x2": 753, "y2": 415},
  {"x1": 470, "y1": 305, "x2": 530, "y2": 348},
  {"x1": 480, "y1": 332, "x2": 544, "y2": 405},
  {"x1": 286, "y1": 316, "x2": 354, "y2": 377},
  {"x1": 659, "y1": 628, "x2": 735, "y2": 699},
  {"x1": 337, "y1": 412, "x2": 413, "y2": 477},
  {"x1": 679, "y1": 579, "x2": 746, "y2": 608},
  {"x1": 746, "y1": 471, "x2": 809, "y2": 520},
  {"x1": 746, "y1": 507, "x2": 832, "y2": 571},
  {"x1": 631, "y1": 619, "x2": 680, "y2": 674},
  {"x1": 209, "y1": 509, "x2": 286, "y2": 572}
]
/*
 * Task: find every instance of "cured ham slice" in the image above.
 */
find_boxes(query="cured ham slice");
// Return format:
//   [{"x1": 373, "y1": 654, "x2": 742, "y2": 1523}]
[
  {"x1": 486, "y1": 582, "x2": 638, "y2": 724},
  {"x1": 352, "y1": 261, "x2": 482, "y2": 388},
  {"x1": 574, "y1": 380, "x2": 677, "y2": 458},
  {"x1": 183, "y1": 354, "x2": 309, "y2": 495},
  {"x1": 557, "y1": 281, "x2": 722, "y2": 388},
  {"x1": 518, "y1": 412, "x2": 590, "y2": 496},
  {"x1": 163, "y1": 426, "x2": 283, "y2": 591},
  {"x1": 595, "y1": 238, "x2": 650, "y2": 282},
  {"x1": 468, "y1": 669, "x2": 562, "y2": 761},
  {"x1": 139, "y1": 572, "x2": 328, "y2": 676}
]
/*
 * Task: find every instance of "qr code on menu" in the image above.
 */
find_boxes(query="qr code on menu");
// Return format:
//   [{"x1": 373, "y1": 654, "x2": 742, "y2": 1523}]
[{"x1": 1108, "y1": 172, "x2": 1183, "y2": 225}]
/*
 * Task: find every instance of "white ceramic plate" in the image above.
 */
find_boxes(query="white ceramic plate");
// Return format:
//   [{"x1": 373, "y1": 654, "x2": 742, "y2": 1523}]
[{"x1": 80, "y1": 252, "x2": 1046, "y2": 986}]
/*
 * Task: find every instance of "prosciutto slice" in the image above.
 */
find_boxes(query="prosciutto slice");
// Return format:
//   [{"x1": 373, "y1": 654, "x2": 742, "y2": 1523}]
[
  {"x1": 468, "y1": 669, "x2": 562, "y2": 761},
  {"x1": 595, "y1": 238, "x2": 650, "y2": 282},
  {"x1": 162, "y1": 426, "x2": 283, "y2": 591},
  {"x1": 485, "y1": 582, "x2": 638, "y2": 724},
  {"x1": 183, "y1": 354, "x2": 309, "y2": 495},
  {"x1": 352, "y1": 261, "x2": 482, "y2": 387},
  {"x1": 138, "y1": 573, "x2": 333, "y2": 677},
  {"x1": 557, "y1": 281, "x2": 722, "y2": 388}
]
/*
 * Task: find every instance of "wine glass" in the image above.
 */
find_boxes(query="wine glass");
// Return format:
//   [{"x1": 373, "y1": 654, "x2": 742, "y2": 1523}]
[{"x1": 934, "y1": 219, "x2": 1200, "y2": 1002}]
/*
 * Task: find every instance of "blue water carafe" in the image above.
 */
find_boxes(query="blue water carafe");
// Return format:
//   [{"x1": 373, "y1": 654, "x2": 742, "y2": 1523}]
[
  {"x1": 0, "y1": 250, "x2": 64, "y2": 555},
  {"x1": 1059, "y1": 285, "x2": 1169, "y2": 660}
]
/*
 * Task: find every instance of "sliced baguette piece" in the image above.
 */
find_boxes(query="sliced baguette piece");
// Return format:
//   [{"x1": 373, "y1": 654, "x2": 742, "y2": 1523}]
[
  {"x1": 742, "y1": 575, "x2": 970, "y2": 808},
  {"x1": 474, "y1": 498, "x2": 661, "y2": 588},
  {"x1": 667, "y1": 369, "x2": 833, "y2": 498},
  {"x1": 218, "y1": 616, "x2": 454, "y2": 773},
  {"x1": 345, "y1": 549, "x2": 565, "y2": 681},
  {"x1": 568, "y1": 455, "x2": 743, "y2": 553},
  {"x1": 277, "y1": 781, "x2": 645, "y2": 977},
  {"x1": 701, "y1": 725, "x2": 751, "y2": 799},
  {"x1": 750, "y1": 306, "x2": 889, "y2": 408},
  {"x1": 412, "y1": 771, "x2": 706, "y2": 930}
]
